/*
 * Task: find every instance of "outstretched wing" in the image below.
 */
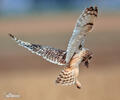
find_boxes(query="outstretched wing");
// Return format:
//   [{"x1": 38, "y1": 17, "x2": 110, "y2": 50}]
[
  {"x1": 9, "y1": 34, "x2": 66, "y2": 65},
  {"x1": 65, "y1": 6, "x2": 98, "y2": 63}
]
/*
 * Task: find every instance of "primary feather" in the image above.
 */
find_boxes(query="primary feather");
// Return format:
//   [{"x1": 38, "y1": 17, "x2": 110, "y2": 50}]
[{"x1": 9, "y1": 34, "x2": 66, "y2": 65}]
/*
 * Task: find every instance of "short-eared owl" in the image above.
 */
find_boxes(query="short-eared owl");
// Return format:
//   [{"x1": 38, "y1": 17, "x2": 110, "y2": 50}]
[{"x1": 9, "y1": 6, "x2": 98, "y2": 89}]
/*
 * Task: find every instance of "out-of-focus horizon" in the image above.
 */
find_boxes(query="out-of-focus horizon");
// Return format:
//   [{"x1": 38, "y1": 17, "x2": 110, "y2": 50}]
[
  {"x1": 0, "y1": 0, "x2": 120, "y2": 100},
  {"x1": 0, "y1": 0, "x2": 120, "y2": 16}
]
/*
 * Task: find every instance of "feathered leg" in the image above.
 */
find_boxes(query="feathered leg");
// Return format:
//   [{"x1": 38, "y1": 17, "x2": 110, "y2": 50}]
[{"x1": 75, "y1": 79, "x2": 81, "y2": 89}]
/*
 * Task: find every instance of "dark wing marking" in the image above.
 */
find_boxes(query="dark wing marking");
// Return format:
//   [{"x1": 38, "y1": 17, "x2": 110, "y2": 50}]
[{"x1": 65, "y1": 6, "x2": 98, "y2": 63}]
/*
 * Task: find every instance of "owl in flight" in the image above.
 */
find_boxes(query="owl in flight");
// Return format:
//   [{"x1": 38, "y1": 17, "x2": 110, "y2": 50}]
[{"x1": 9, "y1": 6, "x2": 98, "y2": 89}]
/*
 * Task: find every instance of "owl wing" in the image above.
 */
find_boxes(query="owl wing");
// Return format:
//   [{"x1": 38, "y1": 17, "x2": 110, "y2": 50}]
[
  {"x1": 9, "y1": 34, "x2": 66, "y2": 65},
  {"x1": 65, "y1": 6, "x2": 98, "y2": 63}
]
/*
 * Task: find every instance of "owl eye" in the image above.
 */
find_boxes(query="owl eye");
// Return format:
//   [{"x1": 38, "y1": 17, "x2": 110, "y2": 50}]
[{"x1": 88, "y1": 56, "x2": 92, "y2": 60}]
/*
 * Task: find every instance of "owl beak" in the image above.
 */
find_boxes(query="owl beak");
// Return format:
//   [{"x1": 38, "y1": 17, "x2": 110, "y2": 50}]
[
  {"x1": 84, "y1": 61, "x2": 89, "y2": 68},
  {"x1": 82, "y1": 55, "x2": 92, "y2": 68}
]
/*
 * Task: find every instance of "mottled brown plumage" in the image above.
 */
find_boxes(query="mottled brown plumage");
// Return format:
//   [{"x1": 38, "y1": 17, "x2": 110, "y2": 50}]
[{"x1": 9, "y1": 6, "x2": 98, "y2": 89}]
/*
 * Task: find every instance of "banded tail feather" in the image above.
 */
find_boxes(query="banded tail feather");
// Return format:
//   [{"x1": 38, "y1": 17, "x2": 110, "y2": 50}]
[
  {"x1": 56, "y1": 66, "x2": 81, "y2": 89},
  {"x1": 56, "y1": 67, "x2": 76, "y2": 85}
]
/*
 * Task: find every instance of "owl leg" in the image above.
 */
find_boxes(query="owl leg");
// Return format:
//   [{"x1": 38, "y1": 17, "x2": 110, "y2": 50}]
[{"x1": 75, "y1": 79, "x2": 82, "y2": 89}]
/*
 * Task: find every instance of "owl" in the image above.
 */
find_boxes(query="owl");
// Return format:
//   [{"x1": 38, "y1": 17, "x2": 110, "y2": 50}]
[{"x1": 9, "y1": 6, "x2": 98, "y2": 89}]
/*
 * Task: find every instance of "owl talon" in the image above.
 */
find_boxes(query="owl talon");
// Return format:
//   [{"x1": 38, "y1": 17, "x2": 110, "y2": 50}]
[
  {"x1": 76, "y1": 85, "x2": 81, "y2": 89},
  {"x1": 75, "y1": 80, "x2": 82, "y2": 89}
]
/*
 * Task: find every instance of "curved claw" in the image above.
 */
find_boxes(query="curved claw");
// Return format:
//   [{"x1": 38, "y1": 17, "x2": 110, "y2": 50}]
[{"x1": 75, "y1": 79, "x2": 82, "y2": 89}]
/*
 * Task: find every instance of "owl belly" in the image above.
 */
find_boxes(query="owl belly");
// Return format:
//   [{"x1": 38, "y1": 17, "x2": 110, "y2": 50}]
[{"x1": 69, "y1": 54, "x2": 81, "y2": 77}]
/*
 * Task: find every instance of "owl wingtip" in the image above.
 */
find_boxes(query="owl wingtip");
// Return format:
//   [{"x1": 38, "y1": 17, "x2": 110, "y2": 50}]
[{"x1": 8, "y1": 33, "x2": 14, "y2": 39}]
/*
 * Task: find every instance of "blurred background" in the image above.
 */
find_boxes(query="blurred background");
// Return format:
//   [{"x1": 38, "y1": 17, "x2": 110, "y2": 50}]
[{"x1": 0, "y1": 0, "x2": 120, "y2": 100}]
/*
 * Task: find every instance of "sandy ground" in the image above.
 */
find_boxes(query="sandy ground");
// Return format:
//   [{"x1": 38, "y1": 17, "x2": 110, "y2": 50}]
[{"x1": 0, "y1": 13, "x2": 120, "y2": 100}]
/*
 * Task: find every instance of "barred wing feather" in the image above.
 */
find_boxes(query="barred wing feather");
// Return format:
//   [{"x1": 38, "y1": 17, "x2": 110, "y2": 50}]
[
  {"x1": 65, "y1": 6, "x2": 98, "y2": 63},
  {"x1": 9, "y1": 34, "x2": 66, "y2": 65}
]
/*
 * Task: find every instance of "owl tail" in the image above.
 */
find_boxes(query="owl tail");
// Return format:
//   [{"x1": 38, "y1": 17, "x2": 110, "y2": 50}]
[{"x1": 55, "y1": 66, "x2": 81, "y2": 89}]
